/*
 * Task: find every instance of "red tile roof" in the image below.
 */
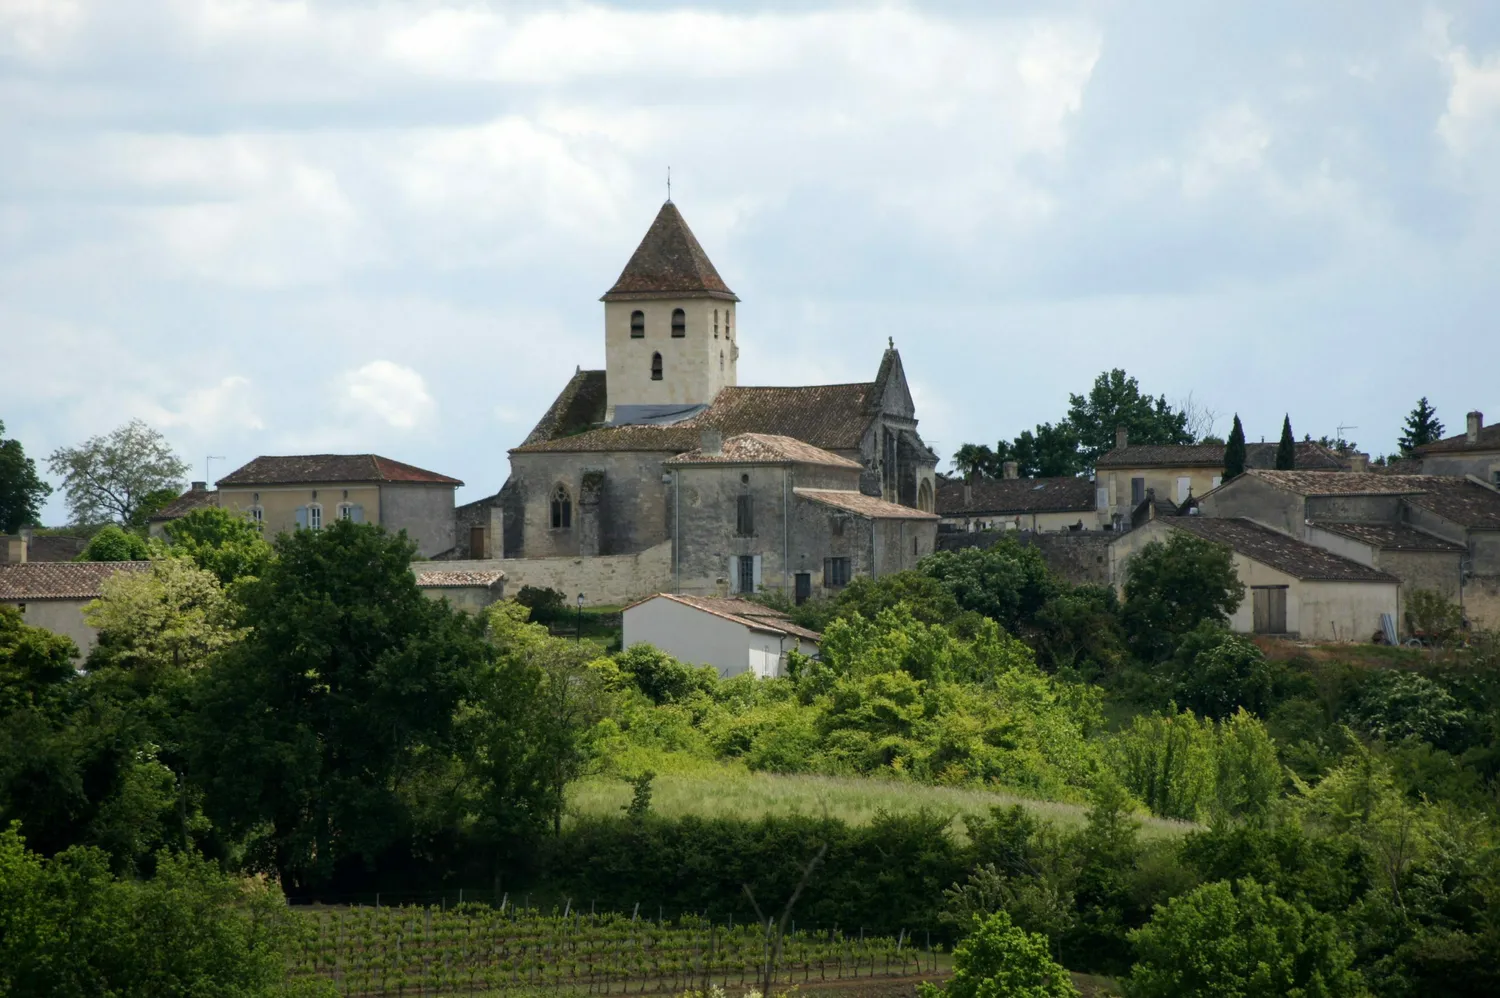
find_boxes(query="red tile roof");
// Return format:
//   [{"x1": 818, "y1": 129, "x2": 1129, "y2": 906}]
[
  {"x1": 218, "y1": 455, "x2": 461, "y2": 487},
  {"x1": 601, "y1": 201, "x2": 738, "y2": 302},
  {"x1": 936, "y1": 475, "x2": 1095, "y2": 515},
  {"x1": 794, "y1": 489, "x2": 938, "y2": 520},
  {"x1": 667, "y1": 433, "x2": 862, "y2": 469},
  {"x1": 0, "y1": 561, "x2": 151, "y2": 600}
]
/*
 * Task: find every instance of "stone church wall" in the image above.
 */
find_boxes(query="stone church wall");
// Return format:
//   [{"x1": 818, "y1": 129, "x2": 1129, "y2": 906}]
[
  {"x1": 417, "y1": 540, "x2": 673, "y2": 607},
  {"x1": 506, "y1": 451, "x2": 674, "y2": 559}
]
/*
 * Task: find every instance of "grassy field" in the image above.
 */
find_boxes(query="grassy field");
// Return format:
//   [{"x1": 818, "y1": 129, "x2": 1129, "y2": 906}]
[{"x1": 568, "y1": 758, "x2": 1196, "y2": 841}]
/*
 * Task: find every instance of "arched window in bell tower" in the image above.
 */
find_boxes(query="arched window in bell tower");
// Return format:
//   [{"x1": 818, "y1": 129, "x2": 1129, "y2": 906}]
[
  {"x1": 630, "y1": 310, "x2": 645, "y2": 338},
  {"x1": 671, "y1": 308, "x2": 686, "y2": 337},
  {"x1": 651, "y1": 352, "x2": 663, "y2": 380}
]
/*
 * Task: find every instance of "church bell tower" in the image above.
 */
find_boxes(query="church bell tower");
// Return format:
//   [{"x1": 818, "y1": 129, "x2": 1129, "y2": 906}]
[{"x1": 600, "y1": 201, "x2": 739, "y2": 422}]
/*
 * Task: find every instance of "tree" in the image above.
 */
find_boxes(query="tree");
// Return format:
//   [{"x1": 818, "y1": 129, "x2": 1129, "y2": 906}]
[
  {"x1": 920, "y1": 911, "x2": 1081, "y2": 998},
  {"x1": 1165, "y1": 624, "x2": 1274, "y2": 719},
  {"x1": 1121, "y1": 532, "x2": 1245, "y2": 662},
  {"x1": 996, "y1": 422, "x2": 1085, "y2": 478},
  {"x1": 1398, "y1": 398, "x2": 1444, "y2": 456},
  {"x1": 162, "y1": 507, "x2": 273, "y2": 585},
  {"x1": 1123, "y1": 879, "x2": 1369, "y2": 998},
  {"x1": 47, "y1": 420, "x2": 189, "y2": 526},
  {"x1": 1068, "y1": 370, "x2": 1193, "y2": 466},
  {"x1": 953, "y1": 443, "x2": 999, "y2": 479},
  {"x1": 78, "y1": 524, "x2": 154, "y2": 562},
  {"x1": 1224, "y1": 415, "x2": 1246, "y2": 481},
  {"x1": 84, "y1": 557, "x2": 246, "y2": 675},
  {"x1": 188, "y1": 520, "x2": 490, "y2": 885},
  {"x1": 832, "y1": 570, "x2": 961, "y2": 627},
  {"x1": 921, "y1": 539, "x2": 1059, "y2": 636},
  {"x1": 124, "y1": 486, "x2": 184, "y2": 531},
  {"x1": 1275, "y1": 415, "x2": 1296, "y2": 470},
  {"x1": 0, "y1": 420, "x2": 51, "y2": 533}
]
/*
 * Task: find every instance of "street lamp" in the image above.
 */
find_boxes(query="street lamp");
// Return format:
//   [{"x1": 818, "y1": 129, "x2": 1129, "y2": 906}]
[{"x1": 576, "y1": 592, "x2": 585, "y2": 643}]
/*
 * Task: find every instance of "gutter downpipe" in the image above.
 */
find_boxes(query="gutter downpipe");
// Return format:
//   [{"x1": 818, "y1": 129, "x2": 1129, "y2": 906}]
[
  {"x1": 783, "y1": 467, "x2": 790, "y2": 596},
  {"x1": 673, "y1": 469, "x2": 681, "y2": 594}
]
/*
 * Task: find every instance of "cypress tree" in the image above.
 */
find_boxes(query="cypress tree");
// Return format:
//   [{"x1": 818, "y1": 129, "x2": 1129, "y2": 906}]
[
  {"x1": 1275, "y1": 414, "x2": 1296, "y2": 470},
  {"x1": 1398, "y1": 397, "x2": 1444, "y2": 456},
  {"x1": 1224, "y1": 414, "x2": 1247, "y2": 480}
]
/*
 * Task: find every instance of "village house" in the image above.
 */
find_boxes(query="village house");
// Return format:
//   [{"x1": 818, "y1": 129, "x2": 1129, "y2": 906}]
[
  {"x1": 1110, "y1": 516, "x2": 1400, "y2": 641},
  {"x1": 0, "y1": 560, "x2": 151, "y2": 656},
  {"x1": 622, "y1": 593, "x2": 822, "y2": 678},
  {"x1": 414, "y1": 569, "x2": 507, "y2": 613},
  {"x1": 190, "y1": 454, "x2": 466, "y2": 559},
  {"x1": 935, "y1": 464, "x2": 1102, "y2": 533},
  {"x1": 1416, "y1": 411, "x2": 1500, "y2": 485},
  {"x1": 447, "y1": 200, "x2": 940, "y2": 602},
  {"x1": 1198, "y1": 470, "x2": 1500, "y2": 631}
]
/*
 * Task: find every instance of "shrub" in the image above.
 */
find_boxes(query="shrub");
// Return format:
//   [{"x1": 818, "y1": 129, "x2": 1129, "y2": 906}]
[
  {"x1": 920, "y1": 910, "x2": 1080, "y2": 998},
  {"x1": 1166, "y1": 624, "x2": 1274, "y2": 720},
  {"x1": 513, "y1": 585, "x2": 569, "y2": 623},
  {"x1": 1405, "y1": 589, "x2": 1463, "y2": 644}
]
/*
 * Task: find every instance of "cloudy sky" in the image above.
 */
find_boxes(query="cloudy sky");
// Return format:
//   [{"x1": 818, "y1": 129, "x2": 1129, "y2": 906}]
[{"x1": 4, "y1": 1, "x2": 1499, "y2": 522}]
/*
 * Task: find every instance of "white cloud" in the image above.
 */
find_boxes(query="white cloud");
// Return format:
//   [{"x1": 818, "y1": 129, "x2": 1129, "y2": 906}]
[
  {"x1": 336, "y1": 361, "x2": 436, "y2": 430},
  {"x1": 147, "y1": 374, "x2": 264, "y2": 434},
  {"x1": 1434, "y1": 32, "x2": 1500, "y2": 156}
]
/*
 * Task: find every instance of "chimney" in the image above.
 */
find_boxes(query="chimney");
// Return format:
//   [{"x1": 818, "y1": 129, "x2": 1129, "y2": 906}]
[
  {"x1": 1002, "y1": 461, "x2": 1019, "y2": 480},
  {"x1": 1468, "y1": 411, "x2": 1483, "y2": 444},
  {"x1": 190, "y1": 480, "x2": 207, "y2": 492},
  {"x1": 1347, "y1": 452, "x2": 1369, "y2": 474},
  {"x1": 1115, "y1": 426, "x2": 1128, "y2": 450},
  {"x1": 699, "y1": 428, "x2": 723, "y2": 456}
]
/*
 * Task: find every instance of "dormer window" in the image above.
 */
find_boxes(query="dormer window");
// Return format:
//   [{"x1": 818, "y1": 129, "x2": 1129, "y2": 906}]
[
  {"x1": 671, "y1": 308, "x2": 686, "y2": 337},
  {"x1": 651, "y1": 352, "x2": 663, "y2": 380},
  {"x1": 630, "y1": 310, "x2": 645, "y2": 338}
]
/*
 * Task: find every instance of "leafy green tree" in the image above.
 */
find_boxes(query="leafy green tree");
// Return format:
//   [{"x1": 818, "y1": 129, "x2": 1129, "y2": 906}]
[
  {"x1": 920, "y1": 910, "x2": 1081, "y2": 998},
  {"x1": 1031, "y1": 584, "x2": 1126, "y2": 677},
  {"x1": 84, "y1": 557, "x2": 245, "y2": 675},
  {"x1": 953, "y1": 443, "x2": 1000, "y2": 479},
  {"x1": 1398, "y1": 398, "x2": 1444, "y2": 456},
  {"x1": 1068, "y1": 370, "x2": 1193, "y2": 466},
  {"x1": 921, "y1": 538, "x2": 1059, "y2": 635},
  {"x1": 0, "y1": 419, "x2": 52, "y2": 533},
  {"x1": 1107, "y1": 710, "x2": 1218, "y2": 821},
  {"x1": 78, "y1": 524, "x2": 154, "y2": 562},
  {"x1": 188, "y1": 520, "x2": 490, "y2": 885},
  {"x1": 0, "y1": 605, "x2": 77, "y2": 713},
  {"x1": 1123, "y1": 879, "x2": 1369, "y2": 998},
  {"x1": 1121, "y1": 532, "x2": 1245, "y2": 662},
  {"x1": 996, "y1": 422, "x2": 1085, "y2": 478},
  {"x1": 1166, "y1": 624, "x2": 1274, "y2": 719},
  {"x1": 1276, "y1": 415, "x2": 1296, "y2": 470},
  {"x1": 124, "y1": 486, "x2": 184, "y2": 531},
  {"x1": 0, "y1": 823, "x2": 330, "y2": 998},
  {"x1": 162, "y1": 506, "x2": 274, "y2": 584},
  {"x1": 1345, "y1": 671, "x2": 1467, "y2": 748},
  {"x1": 614, "y1": 642, "x2": 716, "y2": 704},
  {"x1": 1224, "y1": 414, "x2": 1247, "y2": 481},
  {"x1": 46, "y1": 419, "x2": 189, "y2": 526},
  {"x1": 832, "y1": 570, "x2": 961, "y2": 627}
]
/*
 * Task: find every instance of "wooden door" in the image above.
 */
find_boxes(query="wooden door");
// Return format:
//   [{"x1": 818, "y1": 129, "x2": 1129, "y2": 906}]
[
  {"x1": 1253, "y1": 587, "x2": 1288, "y2": 634},
  {"x1": 469, "y1": 525, "x2": 485, "y2": 559}
]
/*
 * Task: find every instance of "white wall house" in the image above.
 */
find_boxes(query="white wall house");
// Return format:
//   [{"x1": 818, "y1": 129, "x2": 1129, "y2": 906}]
[{"x1": 622, "y1": 593, "x2": 821, "y2": 678}]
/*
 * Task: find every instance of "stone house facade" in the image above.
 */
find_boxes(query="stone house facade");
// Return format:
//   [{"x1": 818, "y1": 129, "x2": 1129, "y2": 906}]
[
  {"x1": 0, "y1": 560, "x2": 151, "y2": 656},
  {"x1": 1417, "y1": 411, "x2": 1500, "y2": 485}
]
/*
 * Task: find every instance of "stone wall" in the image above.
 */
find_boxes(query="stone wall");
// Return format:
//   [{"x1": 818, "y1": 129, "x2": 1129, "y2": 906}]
[
  {"x1": 1199, "y1": 476, "x2": 1305, "y2": 536},
  {"x1": 505, "y1": 450, "x2": 674, "y2": 560},
  {"x1": 418, "y1": 540, "x2": 673, "y2": 607},
  {"x1": 936, "y1": 529, "x2": 1114, "y2": 585},
  {"x1": 381, "y1": 483, "x2": 457, "y2": 559}
]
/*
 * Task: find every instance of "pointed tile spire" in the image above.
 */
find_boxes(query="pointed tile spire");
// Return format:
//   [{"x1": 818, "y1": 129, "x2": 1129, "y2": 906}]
[{"x1": 601, "y1": 201, "x2": 739, "y2": 302}]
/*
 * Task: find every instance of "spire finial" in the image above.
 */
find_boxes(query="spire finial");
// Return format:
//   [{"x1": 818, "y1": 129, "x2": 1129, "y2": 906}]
[
  {"x1": 666, "y1": 166, "x2": 671, "y2": 203},
  {"x1": 888, "y1": 336, "x2": 894, "y2": 350}
]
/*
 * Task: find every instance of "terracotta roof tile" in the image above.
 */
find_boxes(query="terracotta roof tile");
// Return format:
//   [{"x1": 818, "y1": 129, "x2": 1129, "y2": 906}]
[
  {"x1": 415, "y1": 570, "x2": 505, "y2": 588},
  {"x1": 0, "y1": 561, "x2": 151, "y2": 600},
  {"x1": 936, "y1": 475, "x2": 1095, "y2": 516},
  {"x1": 625, "y1": 593, "x2": 823, "y2": 642},
  {"x1": 149, "y1": 486, "x2": 220, "y2": 522},
  {"x1": 793, "y1": 488, "x2": 938, "y2": 520},
  {"x1": 1417, "y1": 419, "x2": 1500, "y2": 455},
  {"x1": 1313, "y1": 522, "x2": 1467, "y2": 552},
  {"x1": 1096, "y1": 443, "x2": 1226, "y2": 469},
  {"x1": 1163, "y1": 517, "x2": 1398, "y2": 582},
  {"x1": 1244, "y1": 470, "x2": 1432, "y2": 495},
  {"x1": 512, "y1": 382, "x2": 877, "y2": 455},
  {"x1": 19, "y1": 535, "x2": 89, "y2": 562},
  {"x1": 1244, "y1": 441, "x2": 1349, "y2": 471},
  {"x1": 218, "y1": 455, "x2": 461, "y2": 487},
  {"x1": 601, "y1": 202, "x2": 738, "y2": 302},
  {"x1": 667, "y1": 433, "x2": 862, "y2": 469}
]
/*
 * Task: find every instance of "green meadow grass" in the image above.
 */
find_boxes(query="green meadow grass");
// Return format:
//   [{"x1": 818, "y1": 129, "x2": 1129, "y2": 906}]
[{"x1": 567, "y1": 755, "x2": 1196, "y2": 842}]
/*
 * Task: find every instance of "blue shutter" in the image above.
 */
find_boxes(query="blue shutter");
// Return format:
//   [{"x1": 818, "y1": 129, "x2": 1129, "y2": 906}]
[{"x1": 295, "y1": 507, "x2": 308, "y2": 529}]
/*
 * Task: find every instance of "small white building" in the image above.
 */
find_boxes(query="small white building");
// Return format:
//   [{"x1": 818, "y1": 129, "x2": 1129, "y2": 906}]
[{"x1": 622, "y1": 593, "x2": 821, "y2": 678}]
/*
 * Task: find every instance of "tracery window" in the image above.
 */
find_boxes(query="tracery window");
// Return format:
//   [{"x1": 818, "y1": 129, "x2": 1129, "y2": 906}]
[{"x1": 551, "y1": 485, "x2": 572, "y2": 530}]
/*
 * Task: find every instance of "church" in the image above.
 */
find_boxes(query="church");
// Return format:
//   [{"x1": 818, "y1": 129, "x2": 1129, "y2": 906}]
[{"x1": 456, "y1": 200, "x2": 940, "y2": 603}]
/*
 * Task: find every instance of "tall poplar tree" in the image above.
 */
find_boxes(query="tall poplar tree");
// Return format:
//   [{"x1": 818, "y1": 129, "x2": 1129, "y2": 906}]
[
  {"x1": 1224, "y1": 415, "x2": 1247, "y2": 481},
  {"x1": 1275, "y1": 415, "x2": 1296, "y2": 470}
]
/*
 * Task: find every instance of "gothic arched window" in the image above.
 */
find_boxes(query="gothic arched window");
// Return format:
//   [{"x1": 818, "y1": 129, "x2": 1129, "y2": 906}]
[
  {"x1": 630, "y1": 310, "x2": 645, "y2": 338},
  {"x1": 550, "y1": 485, "x2": 572, "y2": 530},
  {"x1": 670, "y1": 308, "x2": 686, "y2": 337},
  {"x1": 917, "y1": 479, "x2": 934, "y2": 513},
  {"x1": 651, "y1": 352, "x2": 663, "y2": 380}
]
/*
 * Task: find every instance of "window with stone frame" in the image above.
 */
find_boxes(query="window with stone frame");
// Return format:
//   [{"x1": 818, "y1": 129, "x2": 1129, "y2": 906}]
[
  {"x1": 736, "y1": 494, "x2": 754, "y2": 536},
  {"x1": 630, "y1": 310, "x2": 645, "y2": 338},
  {"x1": 651, "y1": 352, "x2": 663, "y2": 380},
  {"x1": 824, "y1": 556, "x2": 851, "y2": 588},
  {"x1": 550, "y1": 485, "x2": 572, "y2": 530},
  {"x1": 671, "y1": 308, "x2": 686, "y2": 337}
]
